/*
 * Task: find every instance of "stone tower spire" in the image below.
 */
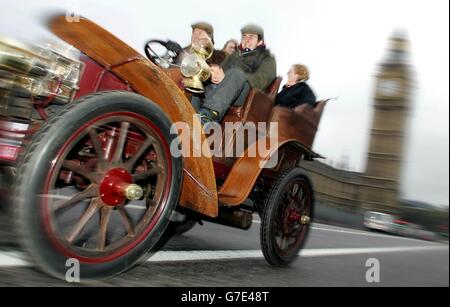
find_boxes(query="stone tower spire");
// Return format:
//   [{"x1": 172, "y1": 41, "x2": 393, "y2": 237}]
[{"x1": 362, "y1": 32, "x2": 413, "y2": 213}]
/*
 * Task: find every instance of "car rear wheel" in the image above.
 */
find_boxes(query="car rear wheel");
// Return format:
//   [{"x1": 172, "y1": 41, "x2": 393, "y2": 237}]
[{"x1": 260, "y1": 168, "x2": 314, "y2": 266}]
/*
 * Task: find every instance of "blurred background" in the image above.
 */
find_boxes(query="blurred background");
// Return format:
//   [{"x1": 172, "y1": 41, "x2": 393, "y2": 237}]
[{"x1": 0, "y1": 0, "x2": 448, "y2": 286}]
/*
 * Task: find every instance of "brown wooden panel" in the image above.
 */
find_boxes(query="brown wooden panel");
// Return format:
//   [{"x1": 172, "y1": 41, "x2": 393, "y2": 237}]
[
  {"x1": 219, "y1": 101, "x2": 328, "y2": 206},
  {"x1": 50, "y1": 16, "x2": 218, "y2": 217}
]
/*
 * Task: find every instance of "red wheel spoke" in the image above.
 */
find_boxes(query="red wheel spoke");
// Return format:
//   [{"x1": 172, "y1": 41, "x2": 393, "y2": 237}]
[
  {"x1": 289, "y1": 226, "x2": 303, "y2": 237},
  {"x1": 132, "y1": 166, "x2": 162, "y2": 181},
  {"x1": 298, "y1": 188, "x2": 308, "y2": 211},
  {"x1": 112, "y1": 122, "x2": 130, "y2": 163},
  {"x1": 53, "y1": 185, "x2": 98, "y2": 212},
  {"x1": 97, "y1": 206, "x2": 113, "y2": 251},
  {"x1": 88, "y1": 129, "x2": 105, "y2": 162},
  {"x1": 280, "y1": 237, "x2": 289, "y2": 250},
  {"x1": 118, "y1": 206, "x2": 136, "y2": 238},
  {"x1": 290, "y1": 184, "x2": 297, "y2": 197},
  {"x1": 67, "y1": 199, "x2": 100, "y2": 244},
  {"x1": 288, "y1": 196, "x2": 297, "y2": 206},
  {"x1": 288, "y1": 184, "x2": 306, "y2": 209},
  {"x1": 124, "y1": 137, "x2": 155, "y2": 172},
  {"x1": 299, "y1": 187, "x2": 306, "y2": 202},
  {"x1": 292, "y1": 184, "x2": 302, "y2": 200},
  {"x1": 146, "y1": 199, "x2": 157, "y2": 209},
  {"x1": 62, "y1": 161, "x2": 98, "y2": 183}
]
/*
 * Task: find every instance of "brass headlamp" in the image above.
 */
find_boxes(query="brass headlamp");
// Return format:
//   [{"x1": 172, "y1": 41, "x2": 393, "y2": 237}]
[
  {"x1": 180, "y1": 38, "x2": 213, "y2": 93},
  {"x1": 0, "y1": 38, "x2": 82, "y2": 103}
]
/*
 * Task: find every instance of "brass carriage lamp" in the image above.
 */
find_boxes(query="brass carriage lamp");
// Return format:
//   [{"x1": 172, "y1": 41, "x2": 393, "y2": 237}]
[{"x1": 180, "y1": 37, "x2": 213, "y2": 93}]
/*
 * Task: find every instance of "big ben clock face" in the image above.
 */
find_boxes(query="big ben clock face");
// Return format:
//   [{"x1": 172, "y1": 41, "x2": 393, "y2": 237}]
[{"x1": 378, "y1": 78, "x2": 402, "y2": 97}]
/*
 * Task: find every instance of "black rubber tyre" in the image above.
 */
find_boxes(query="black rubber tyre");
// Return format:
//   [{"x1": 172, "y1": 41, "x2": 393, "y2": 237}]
[
  {"x1": 260, "y1": 167, "x2": 314, "y2": 266},
  {"x1": 13, "y1": 91, "x2": 183, "y2": 281}
]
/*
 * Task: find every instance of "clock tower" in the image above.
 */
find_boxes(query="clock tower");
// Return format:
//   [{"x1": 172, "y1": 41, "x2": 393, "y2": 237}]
[{"x1": 362, "y1": 32, "x2": 413, "y2": 213}]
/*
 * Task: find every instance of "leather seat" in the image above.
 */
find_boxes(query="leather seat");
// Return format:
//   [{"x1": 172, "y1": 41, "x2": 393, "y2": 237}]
[
  {"x1": 222, "y1": 77, "x2": 282, "y2": 125},
  {"x1": 269, "y1": 100, "x2": 328, "y2": 149},
  {"x1": 214, "y1": 77, "x2": 328, "y2": 169},
  {"x1": 214, "y1": 78, "x2": 282, "y2": 166}
]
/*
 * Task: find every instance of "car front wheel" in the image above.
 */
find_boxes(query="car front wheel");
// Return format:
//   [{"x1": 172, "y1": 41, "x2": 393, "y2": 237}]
[{"x1": 14, "y1": 91, "x2": 183, "y2": 280}]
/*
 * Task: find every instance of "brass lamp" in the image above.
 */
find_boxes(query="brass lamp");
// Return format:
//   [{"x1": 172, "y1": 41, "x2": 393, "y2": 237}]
[
  {"x1": 0, "y1": 38, "x2": 82, "y2": 102},
  {"x1": 180, "y1": 38, "x2": 213, "y2": 93}
]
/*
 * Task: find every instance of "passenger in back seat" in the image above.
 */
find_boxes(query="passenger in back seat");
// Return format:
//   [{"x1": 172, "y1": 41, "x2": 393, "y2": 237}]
[{"x1": 276, "y1": 64, "x2": 316, "y2": 110}]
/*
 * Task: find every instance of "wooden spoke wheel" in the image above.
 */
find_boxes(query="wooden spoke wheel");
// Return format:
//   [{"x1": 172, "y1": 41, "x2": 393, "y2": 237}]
[
  {"x1": 260, "y1": 168, "x2": 314, "y2": 266},
  {"x1": 14, "y1": 92, "x2": 182, "y2": 280}
]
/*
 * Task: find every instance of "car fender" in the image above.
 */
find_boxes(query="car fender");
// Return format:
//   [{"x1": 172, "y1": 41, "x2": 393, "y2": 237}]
[
  {"x1": 50, "y1": 16, "x2": 218, "y2": 217},
  {"x1": 219, "y1": 138, "x2": 320, "y2": 206}
]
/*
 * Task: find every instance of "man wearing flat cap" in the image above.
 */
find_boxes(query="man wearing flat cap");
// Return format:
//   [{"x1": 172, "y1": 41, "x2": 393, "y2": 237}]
[
  {"x1": 173, "y1": 22, "x2": 226, "y2": 66},
  {"x1": 190, "y1": 22, "x2": 215, "y2": 46},
  {"x1": 198, "y1": 24, "x2": 277, "y2": 123}
]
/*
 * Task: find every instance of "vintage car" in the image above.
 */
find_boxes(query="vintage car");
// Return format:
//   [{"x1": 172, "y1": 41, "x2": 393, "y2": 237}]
[{"x1": 0, "y1": 16, "x2": 327, "y2": 280}]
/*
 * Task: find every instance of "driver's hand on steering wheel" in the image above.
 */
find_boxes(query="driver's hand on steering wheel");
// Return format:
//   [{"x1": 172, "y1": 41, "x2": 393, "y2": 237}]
[{"x1": 211, "y1": 65, "x2": 225, "y2": 84}]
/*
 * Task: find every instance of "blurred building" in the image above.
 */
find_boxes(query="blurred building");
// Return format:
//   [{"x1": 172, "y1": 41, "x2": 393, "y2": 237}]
[{"x1": 304, "y1": 33, "x2": 413, "y2": 214}]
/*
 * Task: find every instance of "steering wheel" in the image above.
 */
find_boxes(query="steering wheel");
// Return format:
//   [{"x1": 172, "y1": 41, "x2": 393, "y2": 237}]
[{"x1": 144, "y1": 40, "x2": 182, "y2": 68}]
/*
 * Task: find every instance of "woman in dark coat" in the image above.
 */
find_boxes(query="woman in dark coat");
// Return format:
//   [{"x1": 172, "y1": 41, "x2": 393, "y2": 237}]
[{"x1": 276, "y1": 64, "x2": 316, "y2": 108}]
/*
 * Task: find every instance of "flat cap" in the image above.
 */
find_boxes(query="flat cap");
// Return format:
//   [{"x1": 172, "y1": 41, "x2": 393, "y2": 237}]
[
  {"x1": 191, "y1": 22, "x2": 214, "y2": 41},
  {"x1": 241, "y1": 24, "x2": 265, "y2": 39}
]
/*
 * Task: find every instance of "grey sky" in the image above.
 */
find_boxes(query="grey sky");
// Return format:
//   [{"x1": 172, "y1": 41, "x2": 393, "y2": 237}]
[{"x1": 1, "y1": 0, "x2": 449, "y2": 206}]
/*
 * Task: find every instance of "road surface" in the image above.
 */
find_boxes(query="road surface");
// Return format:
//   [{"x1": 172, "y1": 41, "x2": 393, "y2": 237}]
[{"x1": 0, "y1": 215, "x2": 448, "y2": 287}]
